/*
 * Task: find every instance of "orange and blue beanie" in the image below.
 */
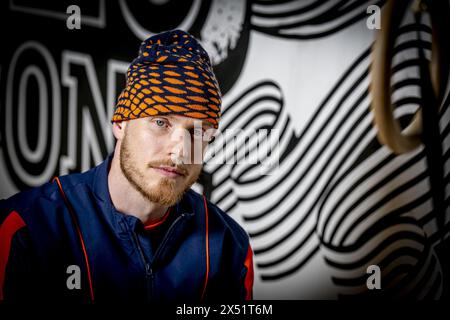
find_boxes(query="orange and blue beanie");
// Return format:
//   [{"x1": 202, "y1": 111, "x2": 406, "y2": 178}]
[{"x1": 112, "y1": 29, "x2": 222, "y2": 128}]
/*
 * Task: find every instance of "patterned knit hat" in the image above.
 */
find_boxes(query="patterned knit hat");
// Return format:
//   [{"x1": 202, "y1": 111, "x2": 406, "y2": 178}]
[{"x1": 112, "y1": 30, "x2": 222, "y2": 128}]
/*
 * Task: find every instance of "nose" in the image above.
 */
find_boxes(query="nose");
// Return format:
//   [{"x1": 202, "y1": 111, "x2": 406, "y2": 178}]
[{"x1": 169, "y1": 127, "x2": 190, "y2": 165}]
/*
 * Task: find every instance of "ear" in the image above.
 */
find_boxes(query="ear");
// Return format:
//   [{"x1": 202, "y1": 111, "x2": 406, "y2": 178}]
[{"x1": 112, "y1": 121, "x2": 127, "y2": 141}]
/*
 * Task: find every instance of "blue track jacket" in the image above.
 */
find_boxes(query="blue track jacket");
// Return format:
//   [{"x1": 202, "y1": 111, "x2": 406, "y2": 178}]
[{"x1": 0, "y1": 154, "x2": 253, "y2": 303}]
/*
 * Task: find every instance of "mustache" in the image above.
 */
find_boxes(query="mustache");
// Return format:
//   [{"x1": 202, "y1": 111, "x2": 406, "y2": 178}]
[{"x1": 147, "y1": 160, "x2": 189, "y2": 176}]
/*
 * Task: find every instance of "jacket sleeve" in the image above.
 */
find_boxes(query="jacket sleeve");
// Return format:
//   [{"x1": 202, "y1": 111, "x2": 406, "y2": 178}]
[
  {"x1": 0, "y1": 206, "x2": 34, "y2": 301},
  {"x1": 239, "y1": 243, "x2": 254, "y2": 301}
]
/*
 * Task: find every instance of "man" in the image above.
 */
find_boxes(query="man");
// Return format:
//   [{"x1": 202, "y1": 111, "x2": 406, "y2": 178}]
[{"x1": 0, "y1": 30, "x2": 253, "y2": 303}]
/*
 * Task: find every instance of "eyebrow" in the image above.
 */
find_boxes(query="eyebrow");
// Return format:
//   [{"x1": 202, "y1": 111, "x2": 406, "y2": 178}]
[
  {"x1": 183, "y1": 121, "x2": 214, "y2": 130},
  {"x1": 186, "y1": 125, "x2": 211, "y2": 131},
  {"x1": 148, "y1": 115, "x2": 213, "y2": 130}
]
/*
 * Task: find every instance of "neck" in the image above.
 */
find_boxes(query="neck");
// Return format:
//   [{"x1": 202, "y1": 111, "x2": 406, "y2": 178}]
[{"x1": 107, "y1": 153, "x2": 168, "y2": 225}]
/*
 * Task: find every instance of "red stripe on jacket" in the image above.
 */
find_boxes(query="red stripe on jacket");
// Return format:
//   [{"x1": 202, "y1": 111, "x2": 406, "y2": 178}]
[
  {"x1": 244, "y1": 244, "x2": 254, "y2": 300},
  {"x1": 0, "y1": 211, "x2": 26, "y2": 300}
]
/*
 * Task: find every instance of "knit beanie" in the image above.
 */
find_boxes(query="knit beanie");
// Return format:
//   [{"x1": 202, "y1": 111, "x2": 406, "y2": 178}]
[{"x1": 112, "y1": 29, "x2": 222, "y2": 128}]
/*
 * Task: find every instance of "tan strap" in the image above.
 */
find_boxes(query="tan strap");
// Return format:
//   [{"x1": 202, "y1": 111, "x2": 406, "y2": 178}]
[{"x1": 370, "y1": 0, "x2": 449, "y2": 154}]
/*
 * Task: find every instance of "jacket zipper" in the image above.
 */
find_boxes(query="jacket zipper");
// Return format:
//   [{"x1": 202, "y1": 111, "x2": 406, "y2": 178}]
[
  {"x1": 132, "y1": 232, "x2": 153, "y2": 300},
  {"x1": 131, "y1": 213, "x2": 187, "y2": 301},
  {"x1": 151, "y1": 213, "x2": 186, "y2": 267}
]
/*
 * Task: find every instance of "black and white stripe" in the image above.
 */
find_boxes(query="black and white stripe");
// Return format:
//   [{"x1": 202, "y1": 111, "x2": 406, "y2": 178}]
[
  {"x1": 251, "y1": 0, "x2": 385, "y2": 39},
  {"x1": 204, "y1": 18, "x2": 449, "y2": 298}
]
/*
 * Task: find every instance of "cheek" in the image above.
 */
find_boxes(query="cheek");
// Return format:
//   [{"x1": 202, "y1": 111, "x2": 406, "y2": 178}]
[{"x1": 132, "y1": 127, "x2": 164, "y2": 157}]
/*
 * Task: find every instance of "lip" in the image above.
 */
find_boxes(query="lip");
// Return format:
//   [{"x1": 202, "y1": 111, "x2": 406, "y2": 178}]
[{"x1": 152, "y1": 166, "x2": 184, "y2": 178}]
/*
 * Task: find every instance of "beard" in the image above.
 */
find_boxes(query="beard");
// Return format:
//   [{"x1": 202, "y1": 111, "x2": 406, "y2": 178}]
[{"x1": 119, "y1": 129, "x2": 202, "y2": 206}]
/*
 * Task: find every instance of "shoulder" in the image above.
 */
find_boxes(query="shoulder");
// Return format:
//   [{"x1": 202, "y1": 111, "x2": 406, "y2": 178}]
[
  {"x1": 0, "y1": 181, "x2": 61, "y2": 223},
  {"x1": 185, "y1": 189, "x2": 249, "y2": 248},
  {"x1": 0, "y1": 166, "x2": 97, "y2": 224}
]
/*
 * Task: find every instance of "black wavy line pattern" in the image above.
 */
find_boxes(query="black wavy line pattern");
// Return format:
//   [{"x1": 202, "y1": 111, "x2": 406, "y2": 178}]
[
  {"x1": 250, "y1": 0, "x2": 386, "y2": 40},
  {"x1": 315, "y1": 22, "x2": 450, "y2": 298},
  {"x1": 204, "y1": 19, "x2": 450, "y2": 298}
]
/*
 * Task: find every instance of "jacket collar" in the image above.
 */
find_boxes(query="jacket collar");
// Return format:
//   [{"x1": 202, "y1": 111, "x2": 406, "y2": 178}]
[{"x1": 90, "y1": 153, "x2": 197, "y2": 231}]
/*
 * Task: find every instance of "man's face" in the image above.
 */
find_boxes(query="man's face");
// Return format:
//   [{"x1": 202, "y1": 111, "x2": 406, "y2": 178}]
[{"x1": 117, "y1": 115, "x2": 214, "y2": 206}]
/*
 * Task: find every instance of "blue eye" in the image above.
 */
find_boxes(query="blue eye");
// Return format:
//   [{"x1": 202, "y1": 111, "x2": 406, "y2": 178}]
[{"x1": 153, "y1": 118, "x2": 168, "y2": 128}]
